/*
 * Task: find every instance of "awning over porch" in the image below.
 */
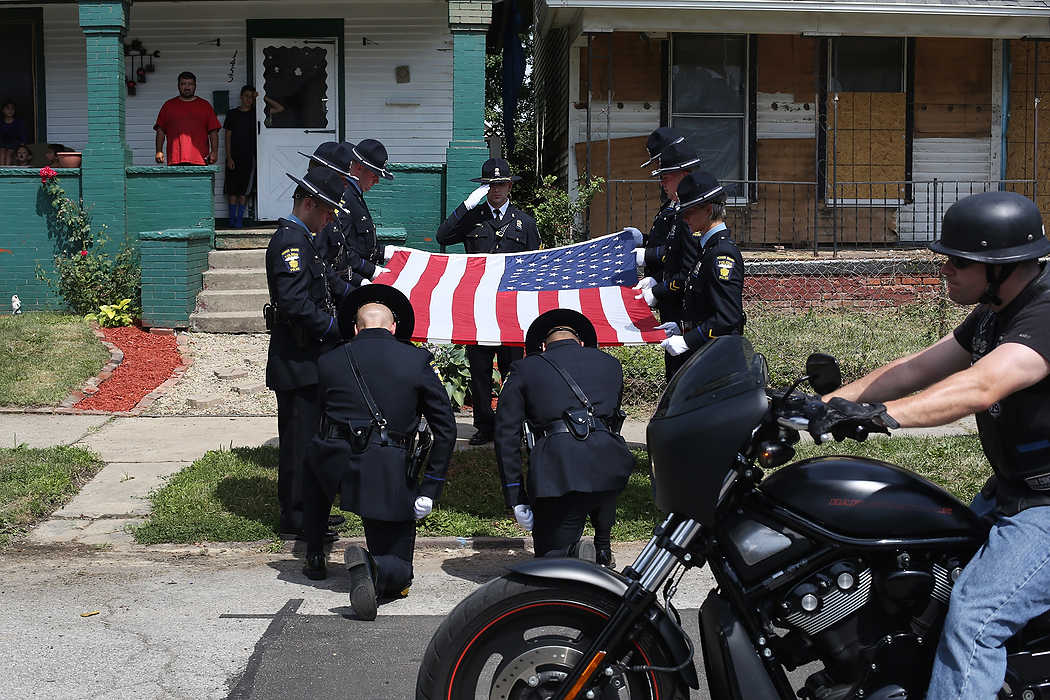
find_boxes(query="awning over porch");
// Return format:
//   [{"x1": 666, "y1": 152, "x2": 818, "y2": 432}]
[{"x1": 540, "y1": 0, "x2": 1050, "y2": 38}]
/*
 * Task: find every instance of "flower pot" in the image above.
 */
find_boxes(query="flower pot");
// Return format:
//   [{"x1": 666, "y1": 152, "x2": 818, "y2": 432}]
[{"x1": 56, "y1": 152, "x2": 82, "y2": 168}]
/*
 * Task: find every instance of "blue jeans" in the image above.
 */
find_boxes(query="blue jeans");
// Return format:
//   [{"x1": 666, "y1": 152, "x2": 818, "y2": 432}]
[{"x1": 926, "y1": 495, "x2": 1050, "y2": 699}]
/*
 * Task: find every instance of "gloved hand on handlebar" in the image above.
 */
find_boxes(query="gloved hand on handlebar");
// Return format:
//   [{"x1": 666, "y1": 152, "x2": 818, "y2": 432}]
[{"x1": 809, "y1": 397, "x2": 899, "y2": 444}]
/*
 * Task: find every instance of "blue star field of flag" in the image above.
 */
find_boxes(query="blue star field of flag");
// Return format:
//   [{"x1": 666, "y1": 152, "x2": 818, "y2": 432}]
[{"x1": 497, "y1": 231, "x2": 636, "y2": 292}]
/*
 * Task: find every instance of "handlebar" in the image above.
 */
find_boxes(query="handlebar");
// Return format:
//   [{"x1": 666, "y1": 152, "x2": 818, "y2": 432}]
[{"x1": 769, "y1": 390, "x2": 896, "y2": 445}]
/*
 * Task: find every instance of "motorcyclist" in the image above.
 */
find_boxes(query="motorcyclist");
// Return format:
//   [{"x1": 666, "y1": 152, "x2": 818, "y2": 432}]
[{"x1": 824, "y1": 191, "x2": 1050, "y2": 699}]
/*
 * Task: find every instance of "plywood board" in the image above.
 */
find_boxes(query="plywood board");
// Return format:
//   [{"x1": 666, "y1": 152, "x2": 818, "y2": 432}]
[
  {"x1": 914, "y1": 38, "x2": 992, "y2": 105},
  {"x1": 757, "y1": 138, "x2": 815, "y2": 181},
  {"x1": 756, "y1": 35, "x2": 817, "y2": 102},
  {"x1": 578, "y1": 33, "x2": 662, "y2": 103},
  {"x1": 573, "y1": 135, "x2": 660, "y2": 235}
]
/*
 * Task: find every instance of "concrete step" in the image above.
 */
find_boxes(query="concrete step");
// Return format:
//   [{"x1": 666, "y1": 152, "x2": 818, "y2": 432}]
[
  {"x1": 195, "y1": 289, "x2": 270, "y2": 314},
  {"x1": 215, "y1": 229, "x2": 272, "y2": 250},
  {"x1": 190, "y1": 310, "x2": 267, "y2": 333},
  {"x1": 203, "y1": 268, "x2": 268, "y2": 290},
  {"x1": 208, "y1": 248, "x2": 266, "y2": 269}
]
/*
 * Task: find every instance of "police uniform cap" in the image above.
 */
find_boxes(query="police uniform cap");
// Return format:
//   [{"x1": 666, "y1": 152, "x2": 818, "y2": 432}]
[
  {"x1": 676, "y1": 171, "x2": 726, "y2": 212},
  {"x1": 525, "y1": 308, "x2": 598, "y2": 355},
  {"x1": 470, "y1": 157, "x2": 522, "y2": 184},
  {"x1": 299, "y1": 141, "x2": 353, "y2": 177},
  {"x1": 650, "y1": 142, "x2": 702, "y2": 177},
  {"x1": 641, "y1": 127, "x2": 686, "y2": 168},
  {"x1": 337, "y1": 284, "x2": 415, "y2": 341},
  {"x1": 929, "y1": 191, "x2": 1050, "y2": 265},
  {"x1": 286, "y1": 168, "x2": 352, "y2": 216},
  {"x1": 352, "y1": 138, "x2": 394, "y2": 181}
]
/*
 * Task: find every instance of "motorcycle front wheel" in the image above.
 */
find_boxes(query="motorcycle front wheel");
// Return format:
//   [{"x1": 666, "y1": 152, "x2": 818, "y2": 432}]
[{"x1": 416, "y1": 574, "x2": 687, "y2": 700}]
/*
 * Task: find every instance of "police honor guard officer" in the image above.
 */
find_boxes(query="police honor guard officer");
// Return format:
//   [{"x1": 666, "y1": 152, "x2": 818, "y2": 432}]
[
  {"x1": 436, "y1": 157, "x2": 541, "y2": 445},
  {"x1": 264, "y1": 167, "x2": 347, "y2": 535},
  {"x1": 301, "y1": 285, "x2": 456, "y2": 621},
  {"x1": 311, "y1": 139, "x2": 393, "y2": 291},
  {"x1": 647, "y1": 171, "x2": 746, "y2": 373},
  {"x1": 494, "y1": 309, "x2": 634, "y2": 561}
]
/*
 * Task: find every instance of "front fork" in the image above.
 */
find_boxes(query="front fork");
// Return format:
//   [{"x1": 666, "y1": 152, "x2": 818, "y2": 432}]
[{"x1": 551, "y1": 514, "x2": 703, "y2": 700}]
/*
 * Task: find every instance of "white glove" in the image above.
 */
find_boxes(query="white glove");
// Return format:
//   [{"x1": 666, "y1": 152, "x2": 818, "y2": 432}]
[
  {"x1": 414, "y1": 496, "x2": 433, "y2": 520},
  {"x1": 358, "y1": 278, "x2": 372, "y2": 286},
  {"x1": 464, "y1": 184, "x2": 490, "y2": 210},
  {"x1": 634, "y1": 248, "x2": 646, "y2": 267},
  {"x1": 634, "y1": 276, "x2": 657, "y2": 291},
  {"x1": 656, "y1": 321, "x2": 681, "y2": 337},
  {"x1": 661, "y1": 335, "x2": 690, "y2": 356},
  {"x1": 370, "y1": 265, "x2": 389, "y2": 280},
  {"x1": 383, "y1": 245, "x2": 396, "y2": 262},
  {"x1": 635, "y1": 287, "x2": 656, "y2": 308},
  {"x1": 623, "y1": 226, "x2": 644, "y2": 247},
  {"x1": 513, "y1": 504, "x2": 534, "y2": 531}
]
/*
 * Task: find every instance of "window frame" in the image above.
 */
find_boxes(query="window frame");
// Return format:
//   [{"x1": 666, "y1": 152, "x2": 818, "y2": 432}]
[{"x1": 668, "y1": 33, "x2": 751, "y2": 204}]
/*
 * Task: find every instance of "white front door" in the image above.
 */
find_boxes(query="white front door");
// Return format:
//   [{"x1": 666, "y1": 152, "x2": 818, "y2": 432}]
[{"x1": 254, "y1": 37, "x2": 340, "y2": 221}]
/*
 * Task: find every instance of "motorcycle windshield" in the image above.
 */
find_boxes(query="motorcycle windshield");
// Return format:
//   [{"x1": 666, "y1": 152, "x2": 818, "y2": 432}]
[{"x1": 647, "y1": 336, "x2": 769, "y2": 525}]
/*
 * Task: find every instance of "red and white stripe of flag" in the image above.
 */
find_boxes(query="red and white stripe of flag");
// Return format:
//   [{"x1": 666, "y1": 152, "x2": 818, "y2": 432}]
[{"x1": 374, "y1": 248, "x2": 664, "y2": 347}]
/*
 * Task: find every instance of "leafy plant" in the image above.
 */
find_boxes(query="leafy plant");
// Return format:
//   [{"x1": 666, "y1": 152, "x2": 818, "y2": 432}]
[
  {"x1": 35, "y1": 168, "x2": 141, "y2": 316},
  {"x1": 533, "y1": 175, "x2": 605, "y2": 248},
  {"x1": 88, "y1": 298, "x2": 134, "y2": 328},
  {"x1": 423, "y1": 343, "x2": 504, "y2": 410}
]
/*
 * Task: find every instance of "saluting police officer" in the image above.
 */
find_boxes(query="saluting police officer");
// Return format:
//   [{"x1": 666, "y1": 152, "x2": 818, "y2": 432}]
[
  {"x1": 264, "y1": 167, "x2": 347, "y2": 536},
  {"x1": 651, "y1": 171, "x2": 745, "y2": 374},
  {"x1": 436, "y1": 157, "x2": 541, "y2": 445},
  {"x1": 494, "y1": 309, "x2": 634, "y2": 561},
  {"x1": 300, "y1": 285, "x2": 456, "y2": 621}
]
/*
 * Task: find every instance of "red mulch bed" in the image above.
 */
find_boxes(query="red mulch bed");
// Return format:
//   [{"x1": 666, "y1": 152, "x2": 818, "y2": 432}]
[{"x1": 75, "y1": 326, "x2": 182, "y2": 412}]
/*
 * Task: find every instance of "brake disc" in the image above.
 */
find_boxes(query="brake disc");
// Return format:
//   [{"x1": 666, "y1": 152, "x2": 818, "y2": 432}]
[{"x1": 488, "y1": 645, "x2": 630, "y2": 700}]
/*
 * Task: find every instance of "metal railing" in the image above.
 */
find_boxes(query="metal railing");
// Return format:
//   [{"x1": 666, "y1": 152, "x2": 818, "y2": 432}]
[{"x1": 600, "y1": 177, "x2": 1037, "y2": 250}]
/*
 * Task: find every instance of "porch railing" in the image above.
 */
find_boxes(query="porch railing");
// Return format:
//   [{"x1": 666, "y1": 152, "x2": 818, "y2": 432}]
[{"x1": 597, "y1": 178, "x2": 1038, "y2": 250}]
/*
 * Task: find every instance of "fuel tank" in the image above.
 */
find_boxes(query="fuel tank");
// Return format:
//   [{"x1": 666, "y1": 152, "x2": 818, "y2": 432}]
[{"x1": 760, "y1": 456, "x2": 985, "y2": 539}]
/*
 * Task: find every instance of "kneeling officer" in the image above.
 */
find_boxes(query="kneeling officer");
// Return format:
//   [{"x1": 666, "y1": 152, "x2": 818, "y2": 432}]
[
  {"x1": 494, "y1": 309, "x2": 635, "y2": 560},
  {"x1": 301, "y1": 285, "x2": 456, "y2": 621}
]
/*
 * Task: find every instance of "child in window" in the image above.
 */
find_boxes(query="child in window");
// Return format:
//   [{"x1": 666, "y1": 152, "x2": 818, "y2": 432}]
[
  {"x1": 14, "y1": 144, "x2": 32, "y2": 166},
  {"x1": 0, "y1": 100, "x2": 28, "y2": 166}
]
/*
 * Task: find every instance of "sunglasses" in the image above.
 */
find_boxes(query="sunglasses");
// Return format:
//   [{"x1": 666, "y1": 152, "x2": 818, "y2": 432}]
[{"x1": 945, "y1": 255, "x2": 977, "y2": 269}]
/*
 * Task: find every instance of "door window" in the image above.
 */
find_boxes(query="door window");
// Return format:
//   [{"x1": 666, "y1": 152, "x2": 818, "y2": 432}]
[{"x1": 261, "y1": 45, "x2": 330, "y2": 129}]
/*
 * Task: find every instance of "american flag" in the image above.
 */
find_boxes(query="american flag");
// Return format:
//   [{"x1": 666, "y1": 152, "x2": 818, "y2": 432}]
[{"x1": 374, "y1": 231, "x2": 664, "y2": 346}]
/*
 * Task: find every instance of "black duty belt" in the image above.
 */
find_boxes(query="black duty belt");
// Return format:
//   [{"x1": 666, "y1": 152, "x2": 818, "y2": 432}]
[
  {"x1": 540, "y1": 416, "x2": 610, "y2": 437},
  {"x1": 320, "y1": 419, "x2": 411, "y2": 448}
]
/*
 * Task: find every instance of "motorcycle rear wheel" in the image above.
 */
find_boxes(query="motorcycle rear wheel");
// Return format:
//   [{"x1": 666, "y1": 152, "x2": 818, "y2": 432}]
[{"x1": 416, "y1": 574, "x2": 687, "y2": 700}]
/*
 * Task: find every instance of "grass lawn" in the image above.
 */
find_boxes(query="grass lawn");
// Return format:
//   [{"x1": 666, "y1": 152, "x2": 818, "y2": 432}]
[
  {"x1": 607, "y1": 302, "x2": 968, "y2": 417},
  {"x1": 0, "y1": 313, "x2": 110, "y2": 406},
  {"x1": 134, "y1": 434, "x2": 989, "y2": 545},
  {"x1": 0, "y1": 445, "x2": 105, "y2": 546}
]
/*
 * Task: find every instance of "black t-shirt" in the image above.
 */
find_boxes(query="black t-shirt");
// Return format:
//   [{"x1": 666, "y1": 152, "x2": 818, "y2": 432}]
[
  {"x1": 223, "y1": 107, "x2": 256, "y2": 160},
  {"x1": 953, "y1": 263, "x2": 1050, "y2": 513}
]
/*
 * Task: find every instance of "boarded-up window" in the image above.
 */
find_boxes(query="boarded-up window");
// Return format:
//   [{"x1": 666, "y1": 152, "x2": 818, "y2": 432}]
[
  {"x1": 913, "y1": 38, "x2": 992, "y2": 138},
  {"x1": 831, "y1": 37, "x2": 904, "y2": 93},
  {"x1": 578, "y1": 33, "x2": 662, "y2": 103}
]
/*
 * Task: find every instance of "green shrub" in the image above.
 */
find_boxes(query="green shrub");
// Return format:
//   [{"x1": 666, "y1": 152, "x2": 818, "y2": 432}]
[
  {"x1": 88, "y1": 299, "x2": 134, "y2": 328},
  {"x1": 533, "y1": 175, "x2": 605, "y2": 248},
  {"x1": 423, "y1": 343, "x2": 500, "y2": 410},
  {"x1": 35, "y1": 169, "x2": 141, "y2": 316}
]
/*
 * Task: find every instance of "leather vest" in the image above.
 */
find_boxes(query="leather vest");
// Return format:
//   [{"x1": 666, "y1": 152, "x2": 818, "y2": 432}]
[{"x1": 970, "y1": 268, "x2": 1050, "y2": 505}]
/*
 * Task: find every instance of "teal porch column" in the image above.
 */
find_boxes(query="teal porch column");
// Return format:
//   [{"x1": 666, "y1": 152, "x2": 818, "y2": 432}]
[
  {"x1": 445, "y1": 1, "x2": 492, "y2": 216},
  {"x1": 78, "y1": 0, "x2": 132, "y2": 245}
]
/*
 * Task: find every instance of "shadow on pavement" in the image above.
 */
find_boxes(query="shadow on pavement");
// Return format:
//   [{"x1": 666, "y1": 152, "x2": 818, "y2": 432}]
[{"x1": 440, "y1": 547, "x2": 533, "y2": 583}]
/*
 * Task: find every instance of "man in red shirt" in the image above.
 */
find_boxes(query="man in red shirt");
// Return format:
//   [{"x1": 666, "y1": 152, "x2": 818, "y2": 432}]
[{"x1": 154, "y1": 71, "x2": 221, "y2": 166}]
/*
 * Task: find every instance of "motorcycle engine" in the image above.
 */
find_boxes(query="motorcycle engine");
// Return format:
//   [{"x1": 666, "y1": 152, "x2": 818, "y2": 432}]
[{"x1": 769, "y1": 555, "x2": 963, "y2": 699}]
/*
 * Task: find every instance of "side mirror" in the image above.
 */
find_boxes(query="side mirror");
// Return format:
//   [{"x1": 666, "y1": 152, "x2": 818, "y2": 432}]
[{"x1": 806, "y1": 353, "x2": 842, "y2": 395}]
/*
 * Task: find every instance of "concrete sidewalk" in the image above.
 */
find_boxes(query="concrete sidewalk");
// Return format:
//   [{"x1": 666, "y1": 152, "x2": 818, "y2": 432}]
[{"x1": 1, "y1": 411, "x2": 975, "y2": 549}]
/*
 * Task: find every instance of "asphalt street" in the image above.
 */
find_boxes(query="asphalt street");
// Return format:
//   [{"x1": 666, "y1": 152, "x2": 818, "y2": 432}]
[{"x1": 3, "y1": 544, "x2": 746, "y2": 699}]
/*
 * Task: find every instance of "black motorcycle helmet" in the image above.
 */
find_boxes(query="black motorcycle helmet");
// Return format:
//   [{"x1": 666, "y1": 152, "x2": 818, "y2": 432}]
[{"x1": 929, "y1": 191, "x2": 1050, "y2": 304}]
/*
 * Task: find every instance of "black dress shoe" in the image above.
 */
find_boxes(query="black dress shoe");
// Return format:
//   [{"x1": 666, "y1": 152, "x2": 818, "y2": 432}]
[
  {"x1": 328, "y1": 514, "x2": 346, "y2": 527},
  {"x1": 468, "y1": 431, "x2": 493, "y2": 446},
  {"x1": 596, "y1": 549, "x2": 616, "y2": 568},
  {"x1": 302, "y1": 553, "x2": 327, "y2": 580},
  {"x1": 345, "y1": 545, "x2": 378, "y2": 621}
]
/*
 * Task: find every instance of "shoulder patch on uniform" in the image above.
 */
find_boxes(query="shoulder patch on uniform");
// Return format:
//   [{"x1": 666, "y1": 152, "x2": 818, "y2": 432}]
[
  {"x1": 516, "y1": 218, "x2": 523, "y2": 229},
  {"x1": 716, "y1": 255, "x2": 735, "y2": 281},
  {"x1": 429, "y1": 358, "x2": 443, "y2": 382},
  {"x1": 281, "y1": 247, "x2": 301, "y2": 272}
]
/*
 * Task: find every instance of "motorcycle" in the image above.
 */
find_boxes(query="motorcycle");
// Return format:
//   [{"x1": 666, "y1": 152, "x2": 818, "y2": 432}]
[{"x1": 415, "y1": 335, "x2": 1050, "y2": 700}]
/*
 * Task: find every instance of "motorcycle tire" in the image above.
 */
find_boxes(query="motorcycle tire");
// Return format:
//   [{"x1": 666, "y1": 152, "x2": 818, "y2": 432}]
[{"x1": 416, "y1": 573, "x2": 688, "y2": 700}]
